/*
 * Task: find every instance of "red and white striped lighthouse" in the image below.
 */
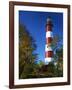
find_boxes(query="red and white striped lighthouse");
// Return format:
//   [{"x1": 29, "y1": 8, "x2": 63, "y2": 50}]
[{"x1": 45, "y1": 17, "x2": 53, "y2": 64}]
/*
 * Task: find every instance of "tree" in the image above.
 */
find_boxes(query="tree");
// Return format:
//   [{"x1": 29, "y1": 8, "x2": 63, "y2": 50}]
[
  {"x1": 51, "y1": 35, "x2": 63, "y2": 77},
  {"x1": 46, "y1": 62, "x2": 56, "y2": 77},
  {"x1": 19, "y1": 25, "x2": 38, "y2": 78},
  {"x1": 55, "y1": 48, "x2": 63, "y2": 77}
]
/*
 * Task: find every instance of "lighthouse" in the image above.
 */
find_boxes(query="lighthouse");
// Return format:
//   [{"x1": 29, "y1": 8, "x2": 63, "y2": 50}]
[{"x1": 45, "y1": 17, "x2": 53, "y2": 64}]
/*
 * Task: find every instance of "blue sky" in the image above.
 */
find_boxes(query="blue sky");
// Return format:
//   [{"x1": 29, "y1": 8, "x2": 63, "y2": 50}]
[{"x1": 19, "y1": 11, "x2": 63, "y2": 62}]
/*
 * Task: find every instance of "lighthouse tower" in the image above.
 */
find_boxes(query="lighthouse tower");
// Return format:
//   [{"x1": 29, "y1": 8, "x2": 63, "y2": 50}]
[{"x1": 45, "y1": 17, "x2": 53, "y2": 64}]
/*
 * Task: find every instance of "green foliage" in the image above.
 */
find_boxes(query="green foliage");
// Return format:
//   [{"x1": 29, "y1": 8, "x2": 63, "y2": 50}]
[
  {"x1": 19, "y1": 25, "x2": 38, "y2": 78},
  {"x1": 55, "y1": 48, "x2": 63, "y2": 77}
]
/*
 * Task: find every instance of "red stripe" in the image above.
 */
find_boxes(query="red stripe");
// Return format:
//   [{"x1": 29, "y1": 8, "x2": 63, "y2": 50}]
[
  {"x1": 45, "y1": 51, "x2": 53, "y2": 57},
  {"x1": 46, "y1": 25, "x2": 52, "y2": 32},
  {"x1": 46, "y1": 37, "x2": 52, "y2": 44}
]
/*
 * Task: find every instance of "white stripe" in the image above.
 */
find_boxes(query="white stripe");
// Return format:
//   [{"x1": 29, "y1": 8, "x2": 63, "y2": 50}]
[
  {"x1": 46, "y1": 31, "x2": 53, "y2": 38},
  {"x1": 45, "y1": 45, "x2": 52, "y2": 51},
  {"x1": 45, "y1": 58, "x2": 53, "y2": 64}
]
